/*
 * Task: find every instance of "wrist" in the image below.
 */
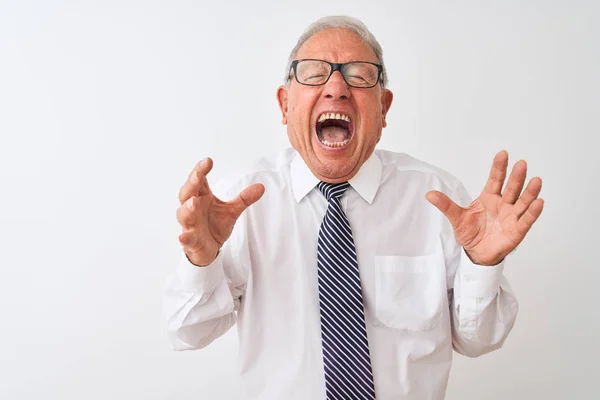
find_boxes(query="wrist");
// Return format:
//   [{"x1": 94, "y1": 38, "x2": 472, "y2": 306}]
[
  {"x1": 464, "y1": 248, "x2": 505, "y2": 267},
  {"x1": 185, "y1": 249, "x2": 220, "y2": 267}
]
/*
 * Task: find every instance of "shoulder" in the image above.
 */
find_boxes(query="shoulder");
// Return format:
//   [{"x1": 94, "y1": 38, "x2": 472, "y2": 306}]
[
  {"x1": 211, "y1": 148, "x2": 295, "y2": 199},
  {"x1": 375, "y1": 149, "x2": 463, "y2": 193}
]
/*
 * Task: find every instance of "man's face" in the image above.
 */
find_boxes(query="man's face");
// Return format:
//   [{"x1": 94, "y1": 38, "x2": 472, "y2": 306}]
[{"x1": 277, "y1": 28, "x2": 393, "y2": 183}]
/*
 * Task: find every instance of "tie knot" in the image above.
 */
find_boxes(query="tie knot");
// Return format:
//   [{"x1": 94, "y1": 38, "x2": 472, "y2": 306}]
[{"x1": 317, "y1": 181, "x2": 350, "y2": 201}]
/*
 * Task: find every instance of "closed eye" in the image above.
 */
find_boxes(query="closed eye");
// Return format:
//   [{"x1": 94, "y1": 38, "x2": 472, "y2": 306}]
[
  {"x1": 305, "y1": 74, "x2": 328, "y2": 81},
  {"x1": 348, "y1": 74, "x2": 368, "y2": 83}
]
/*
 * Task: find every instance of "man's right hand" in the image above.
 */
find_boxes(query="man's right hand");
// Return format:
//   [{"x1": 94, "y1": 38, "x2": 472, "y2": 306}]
[{"x1": 176, "y1": 158, "x2": 265, "y2": 266}]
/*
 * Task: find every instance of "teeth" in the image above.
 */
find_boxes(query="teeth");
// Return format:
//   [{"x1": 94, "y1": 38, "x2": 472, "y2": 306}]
[
  {"x1": 320, "y1": 137, "x2": 350, "y2": 148},
  {"x1": 317, "y1": 112, "x2": 352, "y2": 148},
  {"x1": 318, "y1": 112, "x2": 351, "y2": 123}
]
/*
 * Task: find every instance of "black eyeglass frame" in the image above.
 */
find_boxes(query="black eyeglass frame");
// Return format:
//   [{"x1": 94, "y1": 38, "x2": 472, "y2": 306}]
[{"x1": 288, "y1": 59, "x2": 384, "y2": 88}]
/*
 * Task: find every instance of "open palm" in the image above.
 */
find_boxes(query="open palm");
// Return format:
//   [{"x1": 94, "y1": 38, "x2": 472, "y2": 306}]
[{"x1": 426, "y1": 151, "x2": 544, "y2": 266}]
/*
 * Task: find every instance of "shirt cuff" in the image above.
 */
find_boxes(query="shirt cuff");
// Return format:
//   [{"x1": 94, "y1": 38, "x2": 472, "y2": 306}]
[
  {"x1": 176, "y1": 250, "x2": 225, "y2": 292},
  {"x1": 459, "y1": 247, "x2": 505, "y2": 298}
]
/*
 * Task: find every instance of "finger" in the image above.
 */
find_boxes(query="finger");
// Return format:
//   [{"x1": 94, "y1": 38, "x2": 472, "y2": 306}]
[
  {"x1": 176, "y1": 196, "x2": 199, "y2": 228},
  {"x1": 198, "y1": 157, "x2": 214, "y2": 176},
  {"x1": 178, "y1": 231, "x2": 197, "y2": 248},
  {"x1": 178, "y1": 158, "x2": 214, "y2": 204},
  {"x1": 517, "y1": 198, "x2": 544, "y2": 237},
  {"x1": 514, "y1": 177, "x2": 542, "y2": 218},
  {"x1": 483, "y1": 150, "x2": 509, "y2": 196},
  {"x1": 502, "y1": 160, "x2": 527, "y2": 204},
  {"x1": 228, "y1": 183, "x2": 266, "y2": 218},
  {"x1": 425, "y1": 190, "x2": 465, "y2": 228}
]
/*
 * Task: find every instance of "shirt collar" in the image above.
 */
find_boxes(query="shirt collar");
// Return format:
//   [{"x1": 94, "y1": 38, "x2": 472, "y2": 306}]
[{"x1": 290, "y1": 150, "x2": 383, "y2": 204}]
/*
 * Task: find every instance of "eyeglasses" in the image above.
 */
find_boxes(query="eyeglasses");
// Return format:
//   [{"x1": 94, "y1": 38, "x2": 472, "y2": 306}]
[{"x1": 288, "y1": 59, "x2": 383, "y2": 88}]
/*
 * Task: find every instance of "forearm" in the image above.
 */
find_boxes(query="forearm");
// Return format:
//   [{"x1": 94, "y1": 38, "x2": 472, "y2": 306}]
[
  {"x1": 162, "y1": 251, "x2": 238, "y2": 351},
  {"x1": 450, "y1": 248, "x2": 519, "y2": 357}
]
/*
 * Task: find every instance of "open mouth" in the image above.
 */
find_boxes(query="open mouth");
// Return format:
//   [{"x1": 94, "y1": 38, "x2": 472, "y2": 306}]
[{"x1": 316, "y1": 112, "x2": 354, "y2": 148}]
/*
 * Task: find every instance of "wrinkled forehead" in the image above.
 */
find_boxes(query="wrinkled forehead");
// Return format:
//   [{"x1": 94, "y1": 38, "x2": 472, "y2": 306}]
[{"x1": 296, "y1": 28, "x2": 379, "y2": 64}]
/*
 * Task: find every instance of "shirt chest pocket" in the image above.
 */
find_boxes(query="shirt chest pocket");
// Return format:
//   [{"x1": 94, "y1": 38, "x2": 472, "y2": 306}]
[{"x1": 374, "y1": 253, "x2": 445, "y2": 331}]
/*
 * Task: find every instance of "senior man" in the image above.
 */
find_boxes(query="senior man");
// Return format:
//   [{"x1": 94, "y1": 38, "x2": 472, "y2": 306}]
[{"x1": 164, "y1": 16, "x2": 544, "y2": 400}]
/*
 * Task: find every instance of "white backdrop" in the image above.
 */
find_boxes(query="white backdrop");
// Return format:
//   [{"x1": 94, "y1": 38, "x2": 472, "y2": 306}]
[{"x1": 1, "y1": 1, "x2": 598, "y2": 399}]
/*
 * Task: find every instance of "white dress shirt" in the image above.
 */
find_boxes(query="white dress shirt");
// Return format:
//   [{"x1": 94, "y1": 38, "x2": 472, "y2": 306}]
[{"x1": 163, "y1": 148, "x2": 518, "y2": 400}]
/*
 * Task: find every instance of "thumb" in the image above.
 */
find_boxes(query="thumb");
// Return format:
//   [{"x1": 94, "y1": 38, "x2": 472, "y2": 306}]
[
  {"x1": 425, "y1": 190, "x2": 464, "y2": 228},
  {"x1": 229, "y1": 183, "x2": 266, "y2": 218}
]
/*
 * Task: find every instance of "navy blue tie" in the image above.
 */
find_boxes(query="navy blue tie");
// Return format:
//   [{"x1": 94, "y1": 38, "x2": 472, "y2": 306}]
[{"x1": 316, "y1": 181, "x2": 376, "y2": 400}]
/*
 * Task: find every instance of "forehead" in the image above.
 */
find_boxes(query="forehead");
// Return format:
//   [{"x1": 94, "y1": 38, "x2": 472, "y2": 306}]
[{"x1": 296, "y1": 28, "x2": 378, "y2": 63}]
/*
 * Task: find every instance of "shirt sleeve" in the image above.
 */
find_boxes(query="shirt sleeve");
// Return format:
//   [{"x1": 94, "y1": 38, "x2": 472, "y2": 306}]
[
  {"x1": 162, "y1": 180, "x2": 250, "y2": 351},
  {"x1": 444, "y1": 181, "x2": 519, "y2": 358}
]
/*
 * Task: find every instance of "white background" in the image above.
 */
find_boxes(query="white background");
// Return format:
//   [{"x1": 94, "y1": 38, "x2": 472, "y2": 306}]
[{"x1": 1, "y1": 0, "x2": 598, "y2": 399}]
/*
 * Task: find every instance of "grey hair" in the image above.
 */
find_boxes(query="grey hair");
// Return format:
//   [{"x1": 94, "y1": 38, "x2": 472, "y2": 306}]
[{"x1": 284, "y1": 16, "x2": 388, "y2": 87}]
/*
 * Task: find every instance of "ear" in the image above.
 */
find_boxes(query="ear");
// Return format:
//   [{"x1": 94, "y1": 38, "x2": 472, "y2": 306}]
[
  {"x1": 380, "y1": 89, "x2": 393, "y2": 128},
  {"x1": 276, "y1": 85, "x2": 289, "y2": 125}
]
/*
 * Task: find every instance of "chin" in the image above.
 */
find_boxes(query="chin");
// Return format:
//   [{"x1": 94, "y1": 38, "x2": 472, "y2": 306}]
[{"x1": 312, "y1": 155, "x2": 359, "y2": 182}]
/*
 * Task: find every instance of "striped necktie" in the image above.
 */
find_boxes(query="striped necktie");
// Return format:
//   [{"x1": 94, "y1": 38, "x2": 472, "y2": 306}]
[{"x1": 316, "y1": 181, "x2": 376, "y2": 400}]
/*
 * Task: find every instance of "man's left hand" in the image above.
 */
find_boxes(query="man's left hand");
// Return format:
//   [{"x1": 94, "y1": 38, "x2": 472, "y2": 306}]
[{"x1": 425, "y1": 150, "x2": 544, "y2": 266}]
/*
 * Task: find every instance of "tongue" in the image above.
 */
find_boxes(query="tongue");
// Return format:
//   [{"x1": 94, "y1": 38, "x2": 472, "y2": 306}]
[{"x1": 321, "y1": 126, "x2": 348, "y2": 142}]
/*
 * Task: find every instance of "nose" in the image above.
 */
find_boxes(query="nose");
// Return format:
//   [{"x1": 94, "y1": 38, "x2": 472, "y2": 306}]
[{"x1": 322, "y1": 70, "x2": 351, "y2": 100}]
